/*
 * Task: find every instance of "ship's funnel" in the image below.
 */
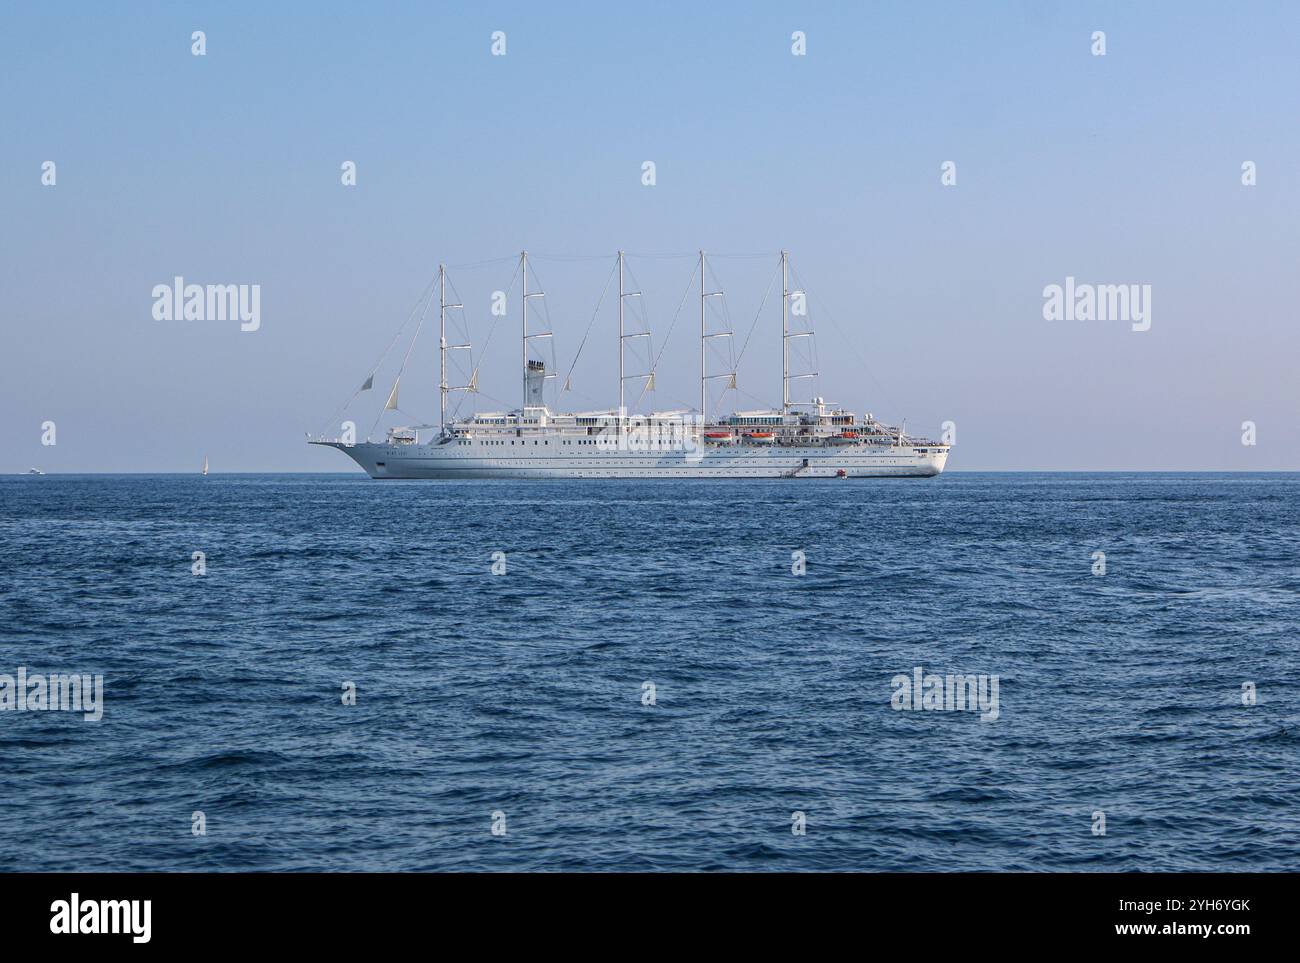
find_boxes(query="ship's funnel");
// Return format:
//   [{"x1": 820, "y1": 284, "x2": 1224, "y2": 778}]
[{"x1": 526, "y1": 359, "x2": 546, "y2": 407}]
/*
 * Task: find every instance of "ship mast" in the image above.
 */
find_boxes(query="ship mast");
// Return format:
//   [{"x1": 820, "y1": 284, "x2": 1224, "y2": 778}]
[
  {"x1": 782, "y1": 251, "x2": 817, "y2": 410},
  {"x1": 699, "y1": 250, "x2": 705, "y2": 421},
  {"x1": 618, "y1": 251, "x2": 624, "y2": 419},
  {"x1": 781, "y1": 250, "x2": 788, "y2": 413},
  {"x1": 439, "y1": 264, "x2": 446, "y2": 432},
  {"x1": 521, "y1": 251, "x2": 528, "y2": 409},
  {"x1": 617, "y1": 251, "x2": 649, "y2": 421},
  {"x1": 437, "y1": 264, "x2": 466, "y2": 434},
  {"x1": 698, "y1": 250, "x2": 728, "y2": 425},
  {"x1": 520, "y1": 250, "x2": 551, "y2": 411}
]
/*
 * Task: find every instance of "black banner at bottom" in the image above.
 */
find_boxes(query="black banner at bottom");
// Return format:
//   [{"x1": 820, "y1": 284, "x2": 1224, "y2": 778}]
[{"x1": 0, "y1": 871, "x2": 1272, "y2": 947}]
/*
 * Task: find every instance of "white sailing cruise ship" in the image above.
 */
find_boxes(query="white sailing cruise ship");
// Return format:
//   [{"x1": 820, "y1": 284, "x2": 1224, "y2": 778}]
[{"x1": 310, "y1": 251, "x2": 949, "y2": 479}]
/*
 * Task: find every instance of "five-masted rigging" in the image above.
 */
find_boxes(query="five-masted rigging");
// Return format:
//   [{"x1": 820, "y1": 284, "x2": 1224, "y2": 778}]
[
  {"x1": 429, "y1": 250, "x2": 818, "y2": 431},
  {"x1": 364, "y1": 249, "x2": 841, "y2": 441},
  {"x1": 310, "y1": 249, "x2": 949, "y2": 479}
]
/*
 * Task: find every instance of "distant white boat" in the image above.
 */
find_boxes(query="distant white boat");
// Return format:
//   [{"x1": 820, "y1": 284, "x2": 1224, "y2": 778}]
[
  {"x1": 202, "y1": 455, "x2": 209, "y2": 476},
  {"x1": 24, "y1": 468, "x2": 44, "y2": 475}
]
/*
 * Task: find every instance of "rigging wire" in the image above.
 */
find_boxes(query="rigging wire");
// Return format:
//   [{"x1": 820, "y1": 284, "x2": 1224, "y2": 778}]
[
  {"x1": 529, "y1": 253, "x2": 619, "y2": 262},
  {"x1": 732, "y1": 256, "x2": 781, "y2": 370},
  {"x1": 465, "y1": 257, "x2": 522, "y2": 402},
  {"x1": 442, "y1": 271, "x2": 479, "y2": 424},
  {"x1": 443, "y1": 273, "x2": 473, "y2": 381},
  {"x1": 790, "y1": 263, "x2": 942, "y2": 434},
  {"x1": 521, "y1": 258, "x2": 561, "y2": 406},
  {"x1": 735, "y1": 385, "x2": 779, "y2": 410},
  {"x1": 367, "y1": 284, "x2": 435, "y2": 440},
  {"x1": 318, "y1": 252, "x2": 946, "y2": 440},
  {"x1": 785, "y1": 262, "x2": 821, "y2": 407},
  {"x1": 557, "y1": 259, "x2": 618, "y2": 400},
  {"x1": 634, "y1": 257, "x2": 700, "y2": 410},
  {"x1": 443, "y1": 255, "x2": 519, "y2": 270},
  {"x1": 318, "y1": 276, "x2": 437, "y2": 437},
  {"x1": 620, "y1": 258, "x2": 655, "y2": 407},
  {"x1": 700, "y1": 255, "x2": 738, "y2": 414}
]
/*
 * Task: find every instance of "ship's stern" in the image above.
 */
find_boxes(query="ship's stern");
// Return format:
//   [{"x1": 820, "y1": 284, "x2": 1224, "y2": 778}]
[{"x1": 926, "y1": 445, "x2": 951, "y2": 475}]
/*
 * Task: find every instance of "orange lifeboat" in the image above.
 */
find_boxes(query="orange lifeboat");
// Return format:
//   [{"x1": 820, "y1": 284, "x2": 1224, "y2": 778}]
[{"x1": 744, "y1": 431, "x2": 776, "y2": 444}]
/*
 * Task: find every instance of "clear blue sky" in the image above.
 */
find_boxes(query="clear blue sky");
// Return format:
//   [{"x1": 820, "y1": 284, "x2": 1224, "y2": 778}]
[{"x1": 3, "y1": 1, "x2": 1297, "y2": 471}]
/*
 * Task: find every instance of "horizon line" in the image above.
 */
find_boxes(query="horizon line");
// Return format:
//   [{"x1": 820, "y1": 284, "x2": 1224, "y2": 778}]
[{"x1": 7, "y1": 469, "x2": 1299, "y2": 477}]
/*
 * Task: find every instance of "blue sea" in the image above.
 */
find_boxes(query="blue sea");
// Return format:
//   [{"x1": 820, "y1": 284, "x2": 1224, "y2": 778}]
[{"x1": 1, "y1": 473, "x2": 1297, "y2": 872}]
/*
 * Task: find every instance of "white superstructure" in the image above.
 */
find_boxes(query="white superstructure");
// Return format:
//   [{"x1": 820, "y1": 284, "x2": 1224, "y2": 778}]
[{"x1": 310, "y1": 251, "x2": 950, "y2": 479}]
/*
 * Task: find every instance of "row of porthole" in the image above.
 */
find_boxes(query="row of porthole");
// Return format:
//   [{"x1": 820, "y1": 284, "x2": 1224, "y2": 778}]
[
  {"x1": 438, "y1": 454, "x2": 916, "y2": 463},
  {"x1": 439, "y1": 457, "x2": 912, "y2": 463},
  {"x1": 441, "y1": 456, "x2": 915, "y2": 464},
  {"x1": 447, "y1": 447, "x2": 916, "y2": 458},
  {"x1": 420, "y1": 462, "x2": 915, "y2": 470}
]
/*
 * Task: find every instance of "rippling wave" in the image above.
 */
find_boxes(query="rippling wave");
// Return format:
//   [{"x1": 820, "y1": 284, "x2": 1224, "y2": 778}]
[{"x1": 1, "y1": 472, "x2": 1297, "y2": 871}]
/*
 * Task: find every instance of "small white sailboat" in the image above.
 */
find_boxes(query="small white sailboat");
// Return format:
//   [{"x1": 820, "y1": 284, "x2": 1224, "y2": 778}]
[{"x1": 201, "y1": 455, "x2": 209, "y2": 476}]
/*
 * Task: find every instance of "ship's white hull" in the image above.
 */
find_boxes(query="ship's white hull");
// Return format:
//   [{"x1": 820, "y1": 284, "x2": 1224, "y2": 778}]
[{"x1": 315, "y1": 440, "x2": 948, "y2": 479}]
